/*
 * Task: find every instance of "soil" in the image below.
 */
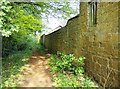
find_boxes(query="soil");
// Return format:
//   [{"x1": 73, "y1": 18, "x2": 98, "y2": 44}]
[{"x1": 17, "y1": 50, "x2": 53, "y2": 87}]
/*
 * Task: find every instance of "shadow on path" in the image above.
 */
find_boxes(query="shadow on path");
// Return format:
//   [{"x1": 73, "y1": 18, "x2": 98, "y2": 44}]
[{"x1": 18, "y1": 50, "x2": 52, "y2": 87}]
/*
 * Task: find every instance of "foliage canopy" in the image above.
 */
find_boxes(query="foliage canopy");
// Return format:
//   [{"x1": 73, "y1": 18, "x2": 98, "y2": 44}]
[{"x1": 1, "y1": 0, "x2": 78, "y2": 56}]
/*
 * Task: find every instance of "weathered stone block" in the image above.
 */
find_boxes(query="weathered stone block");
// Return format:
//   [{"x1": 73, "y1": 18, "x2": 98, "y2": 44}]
[
  {"x1": 44, "y1": 2, "x2": 120, "y2": 87},
  {"x1": 101, "y1": 66, "x2": 109, "y2": 78},
  {"x1": 100, "y1": 77, "x2": 106, "y2": 86},
  {"x1": 109, "y1": 59, "x2": 119, "y2": 70},
  {"x1": 95, "y1": 62, "x2": 101, "y2": 75}
]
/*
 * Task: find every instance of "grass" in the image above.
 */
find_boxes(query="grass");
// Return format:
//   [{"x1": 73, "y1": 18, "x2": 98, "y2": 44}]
[
  {"x1": 52, "y1": 73, "x2": 80, "y2": 87},
  {"x1": 48, "y1": 52, "x2": 98, "y2": 87},
  {"x1": 1, "y1": 49, "x2": 32, "y2": 88},
  {"x1": 52, "y1": 73, "x2": 98, "y2": 87},
  {"x1": 1, "y1": 45, "x2": 99, "y2": 88}
]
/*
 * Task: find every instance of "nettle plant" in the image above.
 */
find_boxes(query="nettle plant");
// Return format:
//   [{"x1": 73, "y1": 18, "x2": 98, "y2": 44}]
[{"x1": 48, "y1": 52, "x2": 85, "y2": 75}]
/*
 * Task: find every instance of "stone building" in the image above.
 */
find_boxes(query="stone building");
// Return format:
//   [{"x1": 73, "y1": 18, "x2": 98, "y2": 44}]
[{"x1": 44, "y1": 2, "x2": 120, "y2": 87}]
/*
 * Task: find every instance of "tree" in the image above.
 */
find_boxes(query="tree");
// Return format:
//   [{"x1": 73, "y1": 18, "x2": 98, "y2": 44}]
[
  {"x1": 1, "y1": 0, "x2": 79, "y2": 56},
  {"x1": 0, "y1": 0, "x2": 42, "y2": 37}
]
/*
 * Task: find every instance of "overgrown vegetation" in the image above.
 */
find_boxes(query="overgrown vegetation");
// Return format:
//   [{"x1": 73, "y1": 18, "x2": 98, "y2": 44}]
[
  {"x1": 2, "y1": 34, "x2": 38, "y2": 57},
  {"x1": 49, "y1": 52, "x2": 85, "y2": 75},
  {"x1": 0, "y1": 0, "x2": 81, "y2": 88},
  {"x1": 2, "y1": 49, "x2": 32, "y2": 87},
  {"x1": 48, "y1": 52, "x2": 98, "y2": 87},
  {"x1": 1, "y1": 0, "x2": 77, "y2": 56},
  {"x1": 1, "y1": 0, "x2": 42, "y2": 57}
]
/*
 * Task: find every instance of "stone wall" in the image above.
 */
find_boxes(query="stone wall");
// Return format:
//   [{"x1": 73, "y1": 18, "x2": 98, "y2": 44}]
[
  {"x1": 44, "y1": 15, "x2": 80, "y2": 55},
  {"x1": 79, "y1": 2, "x2": 120, "y2": 87},
  {"x1": 44, "y1": 2, "x2": 120, "y2": 87}
]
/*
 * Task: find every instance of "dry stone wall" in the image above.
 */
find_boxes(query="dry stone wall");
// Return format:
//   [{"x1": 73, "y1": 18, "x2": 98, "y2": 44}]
[{"x1": 44, "y1": 2, "x2": 120, "y2": 87}]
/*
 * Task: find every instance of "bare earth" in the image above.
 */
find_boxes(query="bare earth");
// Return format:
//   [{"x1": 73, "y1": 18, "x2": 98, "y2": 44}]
[{"x1": 18, "y1": 50, "x2": 53, "y2": 87}]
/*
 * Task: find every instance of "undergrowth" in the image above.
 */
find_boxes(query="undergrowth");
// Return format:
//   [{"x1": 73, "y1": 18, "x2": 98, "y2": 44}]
[
  {"x1": 2, "y1": 49, "x2": 32, "y2": 88},
  {"x1": 1, "y1": 34, "x2": 45, "y2": 88},
  {"x1": 48, "y1": 52, "x2": 98, "y2": 87},
  {"x1": 34, "y1": 43, "x2": 45, "y2": 54}
]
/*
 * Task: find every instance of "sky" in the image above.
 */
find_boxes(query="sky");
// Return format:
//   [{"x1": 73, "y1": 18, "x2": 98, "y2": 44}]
[{"x1": 41, "y1": 0, "x2": 80, "y2": 35}]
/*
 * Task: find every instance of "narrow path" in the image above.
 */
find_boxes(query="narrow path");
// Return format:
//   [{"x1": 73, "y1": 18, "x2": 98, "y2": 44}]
[{"x1": 18, "y1": 50, "x2": 52, "y2": 87}]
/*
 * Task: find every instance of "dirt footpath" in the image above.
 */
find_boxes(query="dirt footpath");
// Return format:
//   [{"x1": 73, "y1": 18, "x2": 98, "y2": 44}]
[{"x1": 18, "y1": 50, "x2": 53, "y2": 87}]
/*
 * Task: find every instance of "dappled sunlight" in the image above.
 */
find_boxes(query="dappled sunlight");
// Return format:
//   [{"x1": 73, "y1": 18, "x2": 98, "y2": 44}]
[
  {"x1": 21, "y1": 58, "x2": 29, "y2": 62},
  {"x1": 2, "y1": 0, "x2": 118, "y2": 88},
  {"x1": 30, "y1": 56, "x2": 38, "y2": 59},
  {"x1": 18, "y1": 51, "x2": 52, "y2": 87},
  {"x1": 2, "y1": 50, "x2": 32, "y2": 87}
]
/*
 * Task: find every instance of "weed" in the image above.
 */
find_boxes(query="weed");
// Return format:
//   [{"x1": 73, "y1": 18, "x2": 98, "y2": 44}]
[
  {"x1": 48, "y1": 52, "x2": 98, "y2": 87},
  {"x1": 53, "y1": 73, "x2": 80, "y2": 87},
  {"x1": 81, "y1": 76, "x2": 98, "y2": 87},
  {"x1": 2, "y1": 49, "x2": 32, "y2": 88},
  {"x1": 34, "y1": 43, "x2": 45, "y2": 54},
  {"x1": 48, "y1": 52, "x2": 85, "y2": 75}
]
